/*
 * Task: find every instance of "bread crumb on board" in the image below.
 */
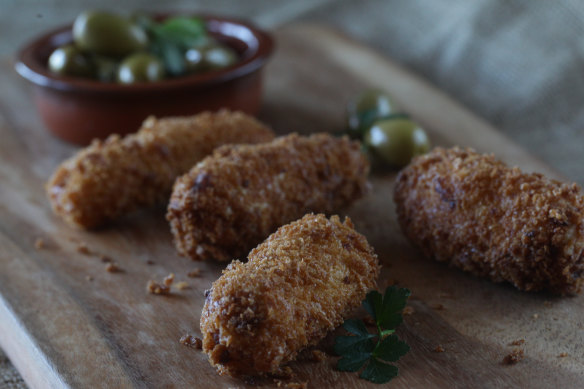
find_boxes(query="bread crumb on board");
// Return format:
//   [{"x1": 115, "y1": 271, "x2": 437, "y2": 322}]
[
  {"x1": 434, "y1": 345, "x2": 445, "y2": 353},
  {"x1": 76, "y1": 242, "x2": 90, "y2": 255},
  {"x1": 174, "y1": 281, "x2": 190, "y2": 290},
  {"x1": 164, "y1": 273, "x2": 175, "y2": 286},
  {"x1": 34, "y1": 238, "x2": 45, "y2": 250},
  {"x1": 403, "y1": 306, "x2": 415, "y2": 315},
  {"x1": 147, "y1": 280, "x2": 171, "y2": 295},
  {"x1": 558, "y1": 352, "x2": 569, "y2": 358},
  {"x1": 100, "y1": 255, "x2": 112, "y2": 263},
  {"x1": 187, "y1": 268, "x2": 201, "y2": 278},
  {"x1": 147, "y1": 273, "x2": 175, "y2": 295},
  {"x1": 179, "y1": 334, "x2": 202, "y2": 349},
  {"x1": 311, "y1": 350, "x2": 327, "y2": 362},
  {"x1": 105, "y1": 262, "x2": 121, "y2": 273},
  {"x1": 510, "y1": 339, "x2": 525, "y2": 346},
  {"x1": 85, "y1": 275, "x2": 93, "y2": 282},
  {"x1": 503, "y1": 349, "x2": 524, "y2": 365}
]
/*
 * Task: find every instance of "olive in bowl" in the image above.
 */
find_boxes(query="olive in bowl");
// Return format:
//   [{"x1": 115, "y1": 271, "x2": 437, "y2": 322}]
[{"x1": 15, "y1": 14, "x2": 274, "y2": 145}]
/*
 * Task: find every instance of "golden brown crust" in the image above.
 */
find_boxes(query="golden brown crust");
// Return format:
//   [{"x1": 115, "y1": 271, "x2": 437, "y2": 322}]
[
  {"x1": 46, "y1": 110, "x2": 274, "y2": 229},
  {"x1": 167, "y1": 133, "x2": 370, "y2": 261},
  {"x1": 394, "y1": 146, "x2": 584, "y2": 294},
  {"x1": 200, "y1": 213, "x2": 380, "y2": 377}
]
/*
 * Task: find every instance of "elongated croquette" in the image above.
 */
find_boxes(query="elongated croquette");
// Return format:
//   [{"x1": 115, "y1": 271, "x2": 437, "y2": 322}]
[
  {"x1": 200, "y1": 214, "x2": 380, "y2": 376},
  {"x1": 46, "y1": 110, "x2": 274, "y2": 229},
  {"x1": 394, "y1": 147, "x2": 584, "y2": 294},
  {"x1": 167, "y1": 133, "x2": 370, "y2": 261}
]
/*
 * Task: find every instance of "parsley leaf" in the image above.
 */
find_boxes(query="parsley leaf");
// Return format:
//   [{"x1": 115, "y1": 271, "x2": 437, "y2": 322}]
[
  {"x1": 334, "y1": 286, "x2": 411, "y2": 384},
  {"x1": 360, "y1": 358, "x2": 399, "y2": 383},
  {"x1": 375, "y1": 334, "x2": 410, "y2": 362},
  {"x1": 343, "y1": 318, "x2": 370, "y2": 336},
  {"x1": 337, "y1": 353, "x2": 371, "y2": 372},
  {"x1": 147, "y1": 16, "x2": 207, "y2": 77}
]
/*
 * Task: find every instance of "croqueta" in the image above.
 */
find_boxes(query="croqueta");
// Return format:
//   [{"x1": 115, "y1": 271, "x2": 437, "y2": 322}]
[
  {"x1": 167, "y1": 133, "x2": 370, "y2": 261},
  {"x1": 394, "y1": 146, "x2": 584, "y2": 294},
  {"x1": 200, "y1": 213, "x2": 380, "y2": 376},
  {"x1": 46, "y1": 110, "x2": 274, "y2": 229}
]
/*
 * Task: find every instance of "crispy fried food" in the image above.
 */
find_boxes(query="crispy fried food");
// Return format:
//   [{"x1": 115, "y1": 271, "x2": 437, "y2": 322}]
[
  {"x1": 200, "y1": 213, "x2": 380, "y2": 376},
  {"x1": 167, "y1": 133, "x2": 370, "y2": 261},
  {"x1": 394, "y1": 146, "x2": 584, "y2": 294},
  {"x1": 47, "y1": 110, "x2": 274, "y2": 229}
]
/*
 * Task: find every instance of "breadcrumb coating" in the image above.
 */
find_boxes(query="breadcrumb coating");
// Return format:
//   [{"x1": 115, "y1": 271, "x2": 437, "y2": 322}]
[
  {"x1": 200, "y1": 214, "x2": 380, "y2": 377},
  {"x1": 46, "y1": 110, "x2": 274, "y2": 229},
  {"x1": 394, "y1": 147, "x2": 584, "y2": 294},
  {"x1": 167, "y1": 133, "x2": 370, "y2": 261}
]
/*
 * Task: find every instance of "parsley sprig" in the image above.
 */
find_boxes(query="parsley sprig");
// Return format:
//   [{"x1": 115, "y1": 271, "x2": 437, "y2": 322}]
[{"x1": 334, "y1": 286, "x2": 411, "y2": 384}]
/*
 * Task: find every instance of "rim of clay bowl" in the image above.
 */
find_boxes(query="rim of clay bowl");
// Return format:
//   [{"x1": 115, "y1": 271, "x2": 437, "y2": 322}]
[{"x1": 15, "y1": 14, "x2": 274, "y2": 95}]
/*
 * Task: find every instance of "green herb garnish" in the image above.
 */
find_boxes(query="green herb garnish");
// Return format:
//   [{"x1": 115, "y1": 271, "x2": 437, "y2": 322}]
[
  {"x1": 148, "y1": 16, "x2": 207, "y2": 76},
  {"x1": 334, "y1": 286, "x2": 411, "y2": 384}
]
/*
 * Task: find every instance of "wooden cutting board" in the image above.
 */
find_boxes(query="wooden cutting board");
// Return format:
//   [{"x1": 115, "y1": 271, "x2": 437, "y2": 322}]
[{"x1": 1, "y1": 24, "x2": 582, "y2": 389}]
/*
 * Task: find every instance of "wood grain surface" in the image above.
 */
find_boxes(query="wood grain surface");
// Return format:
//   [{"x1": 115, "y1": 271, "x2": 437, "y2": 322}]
[{"x1": 1, "y1": 24, "x2": 583, "y2": 389}]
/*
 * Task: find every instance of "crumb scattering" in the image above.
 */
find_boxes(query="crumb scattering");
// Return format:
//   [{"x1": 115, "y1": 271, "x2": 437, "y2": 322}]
[
  {"x1": 311, "y1": 350, "x2": 327, "y2": 362},
  {"x1": 163, "y1": 273, "x2": 175, "y2": 286},
  {"x1": 147, "y1": 280, "x2": 171, "y2": 295},
  {"x1": 503, "y1": 349, "x2": 525, "y2": 365},
  {"x1": 85, "y1": 275, "x2": 93, "y2": 281},
  {"x1": 105, "y1": 262, "x2": 121, "y2": 273},
  {"x1": 558, "y1": 352, "x2": 569, "y2": 358},
  {"x1": 510, "y1": 339, "x2": 525, "y2": 346},
  {"x1": 146, "y1": 260, "x2": 155, "y2": 265},
  {"x1": 187, "y1": 268, "x2": 201, "y2": 278},
  {"x1": 180, "y1": 334, "x2": 202, "y2": 349},
  {"x1": 76, "y1": 242, "x2": 90, "y2": 255},
  {"x1": 532, "y1": 314, "x2": 539, "y2": 319},
  {"x1": 434, "y1": 345, "x2": 445, "y2": 353},
  {"x1": 34, "y1": 238, "x2": 45, "y2": 250},
  {"x1": 403, "y1": 306, "x2": 415, "y2": 315},
  {"x1": 100, "y1": 255, "x2": 112, "y2": 263},
  {"x1": 174, "y1": 281, "x2": 190, "y2": 290}
]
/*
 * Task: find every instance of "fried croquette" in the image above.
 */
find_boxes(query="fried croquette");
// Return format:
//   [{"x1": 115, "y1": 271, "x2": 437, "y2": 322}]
[
  {"x1": 167, "y1": 133, "x2": 370, "y2": 261},
  {"x1": 394, "y1": 146, "x2": 584, "y2": 294},
  {"x1": 200, "y1": 213, "x2": 380, "y2": 377},
  {"x1": 47, "y1": 110, "x2": 274, "y2": 229}
]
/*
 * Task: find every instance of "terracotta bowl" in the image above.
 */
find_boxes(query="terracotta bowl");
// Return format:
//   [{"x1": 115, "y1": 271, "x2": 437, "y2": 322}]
[{"x1": 15, "y1": 15, "x2": 274, "y2": 145}]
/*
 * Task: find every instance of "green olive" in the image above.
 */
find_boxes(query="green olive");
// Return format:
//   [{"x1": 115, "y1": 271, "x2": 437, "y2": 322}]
[
  {"x1": 185, "y1": 45, "x2": 238, "y2": 73},
  {"x1": 116, "y1": 53, "x2": 165, "y2": 84},
  {"x1": 73, "y1": 11, "x2": 148, "y2": 57},
  {"x1": 347, "y1": 89, "x2": 397, "y2": 139},
  {"x1": 204, "y1": 46, "x2": 238, "y2": 69},
  {"x1": 364, "y1": 118, "x2": 430, "y2": 167},
  {"x1": 47, "y1": 44, "x2": 94, "y2": 77}
]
